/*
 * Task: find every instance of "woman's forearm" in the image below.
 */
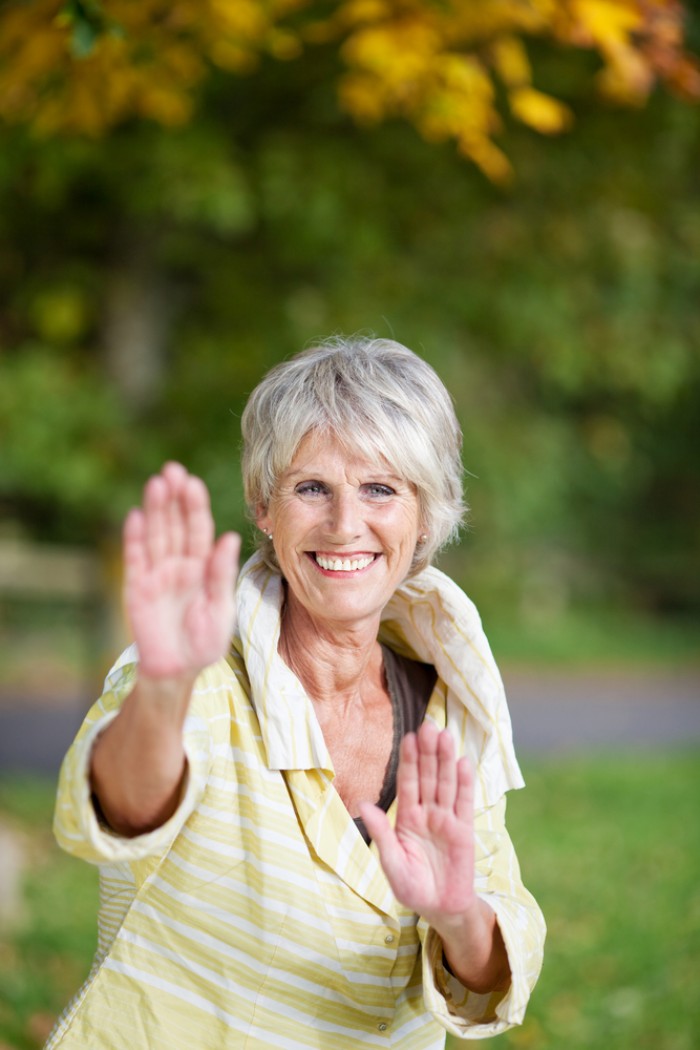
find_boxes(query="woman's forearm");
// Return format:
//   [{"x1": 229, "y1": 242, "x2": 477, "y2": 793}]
[
  {"x1": 433, "y1": 898, "x2": 511, "y2": 995},
  {"x1": 89, "y1": 672, "x2": 197, "y2": 837}
]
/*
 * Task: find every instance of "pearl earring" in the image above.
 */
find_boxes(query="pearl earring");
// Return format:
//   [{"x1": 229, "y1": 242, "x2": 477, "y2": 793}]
[{"x1": 419, "y1": 533, "x2": 428, "y2": 544}]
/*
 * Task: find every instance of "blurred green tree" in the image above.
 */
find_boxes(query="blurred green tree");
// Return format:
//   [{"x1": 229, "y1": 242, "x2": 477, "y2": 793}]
[{"x1": 0, "y1": 1, "x2": 698, "y2": 631}]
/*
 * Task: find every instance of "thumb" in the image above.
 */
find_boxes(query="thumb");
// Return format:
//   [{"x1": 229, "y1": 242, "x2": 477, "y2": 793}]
[
  {"x1": 206, "y1": 532, "x2": 241, "y2": 605},
  {"x1": 358, "y1": 802, "x2": 404, "y2": 883}
]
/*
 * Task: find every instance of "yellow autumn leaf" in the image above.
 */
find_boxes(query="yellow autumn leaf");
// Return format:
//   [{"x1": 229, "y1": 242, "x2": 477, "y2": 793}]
[
  {"x1": 30, "y1": 95, "x2": 68, "y2": 135},
  {"x1": 1, "y1": 1, "x2": 57, "y2": 54},
  {"x1": 79, "y1": 78, "x2": 114, "y2": 134},
  {"x1": 417, "y1": 93, "x2": 463, "y2": 142},
  {"x1": 338, "y1": 71, "x2": 388, "y2": 123},
  {"x1": 342, "y1": 21, "x2": 440, "y2": 75},
  {"x1": 101, "y1": 66, "x2": 139, "y2": 116},
  {"x1": 491, "y1": 35, "x2": 532, "y2": 87},
  {"x1": 439, "y1": 0, "x2": 548, "y2": 45},
  {"x1": 208, "y1": 0, "x2": 268, "y2": 40},
  {"x1": 667, "y1": 53, "x2": 700, "y2": 101},
  {"x1": 417, "y1": 70, "x2": 498, "y2": 142},
  {"x1": 32, "y1": 66, "x2": 115, "y2": 135},
  {"x1": 149, "y1": 42, "x2": 203, "y2": 84},
  {"x1": 572, "y1": 0, "x2": 642, "y2": 49},
  {"x1": 440, "y1": 52, "x2": 493, "y2": 96},
  {"x1": 337, "y1": 0, "x2": 389, "y2": 27},
  {"x1": 209, "y1": 39, "x2": 260, "y2": 72},
  {"x1": 509, "y1": 86, "x2": 574, "y2": 133},
  {"x1": 0, "y1": 0, "x2": 696, "y2": 177},
  {"x1": 138, "y1": 84, "x2": 193, "y2": 126},
  {"x1": 10, "y1": 29, "x2": 66, "y2": 81},
  {"x1": 266, "y1": 28, "x2": 303, "y2": 60},
  {"x1": 596, "y1": 51, "x2": 654, "y2": 102},
  {"x1": 459, "y1": 134, "x2": 513, "y2": 184}
]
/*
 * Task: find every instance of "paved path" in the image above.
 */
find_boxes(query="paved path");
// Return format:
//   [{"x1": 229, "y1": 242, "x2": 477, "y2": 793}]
[
  {"x1": 0, "y1": 701, "x2": 87, "y2": 776},
  {"x1": 503, "y1": 666, "x2": 700, "y2": 755},
  {"x1": 1, "y1": 667, "x2": 698, "y2": 775}
]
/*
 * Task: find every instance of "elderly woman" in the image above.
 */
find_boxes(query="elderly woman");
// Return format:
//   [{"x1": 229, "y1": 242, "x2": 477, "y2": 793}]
[{"x1": 48, "y1": 336, "x2": 545, "y2": 1050}]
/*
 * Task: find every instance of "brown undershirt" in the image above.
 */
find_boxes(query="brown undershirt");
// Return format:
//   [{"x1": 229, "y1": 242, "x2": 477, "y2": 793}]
[{"x1": 353, "y1": 645, "x2": 437, "y2": 844}]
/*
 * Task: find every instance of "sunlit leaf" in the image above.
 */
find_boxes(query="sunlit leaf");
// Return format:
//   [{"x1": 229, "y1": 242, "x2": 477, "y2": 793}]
[{"x1": 509, "y1": 87, "x2": 575, "y2": 133}]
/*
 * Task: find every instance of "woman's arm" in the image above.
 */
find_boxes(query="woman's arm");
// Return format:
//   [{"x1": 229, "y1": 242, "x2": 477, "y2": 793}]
[
  {"x1": 89, "y1": 672, "x2": 197, "y2": 836},
  {"x1": 89, "y1": 462, "x2": 239, "y2": 837}
]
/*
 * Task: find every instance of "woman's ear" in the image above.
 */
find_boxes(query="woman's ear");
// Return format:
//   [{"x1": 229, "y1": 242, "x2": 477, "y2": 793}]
[{"x1": 255, "y1": 505, "x2": 270, "y2": 535}]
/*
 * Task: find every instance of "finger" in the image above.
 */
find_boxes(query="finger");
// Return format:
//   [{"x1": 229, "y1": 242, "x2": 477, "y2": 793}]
[
  {"x1": 161, "y1": 461, "x2": 189, "y2": 486},
  {"x1": 143, "y1": 474, "x2": 169, "y2": 564},
  {"x1": 167, "y1": 496, "x2": 186, "y2": 559},
  {"x1": 357, "y1": 802, "x2": 404, "y2": 880},
  {"x1": 416, "y1": 721, "x2": 439, "y2": 806},
  {"x1": 206, "y1": 532, "x2": 241, "y2": 607},
  {"x1": 395, "y1": 732, "x2": 420, "y2": 814},
  {"x1": 123, "y1": 507, "x2": 148, "y2": 583},
  {"x1": 435, "y1": 729, "x2": 457, "y2": 810},
  {"x1": 454, "y1": 757, "x2": 475, "y2": 823},
  {"x1": 162, "y1": 463, "x2": 190, "y2": 558},
  {"x1": 184, "y1": 475, "x2": 215, "y2": 559}
]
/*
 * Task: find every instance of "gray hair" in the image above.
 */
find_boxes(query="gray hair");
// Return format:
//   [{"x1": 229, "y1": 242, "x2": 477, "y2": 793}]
[{"x1": 241, "y1": 335, "x2": 466, "y2": 575}]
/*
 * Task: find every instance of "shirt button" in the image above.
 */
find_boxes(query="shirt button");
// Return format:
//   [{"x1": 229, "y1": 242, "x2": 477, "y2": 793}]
[
  {"x1": 384, "y1": 934, "x2": 394, "y2": 944},
  {"x1": 378, "y1": 1023, "x2": 388, "y2": 1031}
]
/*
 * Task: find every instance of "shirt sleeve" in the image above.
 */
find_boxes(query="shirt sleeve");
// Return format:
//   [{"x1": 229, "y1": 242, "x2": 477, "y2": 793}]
[
  {"x1": 419, "y1": 794, "x2": 546, "y2": 1039},
  {"x1": 52, "y1": 647, "x2": 218, "y2": 866}
]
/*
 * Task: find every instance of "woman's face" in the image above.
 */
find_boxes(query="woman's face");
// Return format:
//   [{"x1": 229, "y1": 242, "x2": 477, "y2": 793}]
[{"x1": 258, "y1": 431, "x2": 422, "y2": 632}]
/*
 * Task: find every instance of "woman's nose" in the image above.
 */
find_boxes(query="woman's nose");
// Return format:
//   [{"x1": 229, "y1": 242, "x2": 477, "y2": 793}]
[{"x1": 326, "y1": 491, "x2": 362, "y2": 540}]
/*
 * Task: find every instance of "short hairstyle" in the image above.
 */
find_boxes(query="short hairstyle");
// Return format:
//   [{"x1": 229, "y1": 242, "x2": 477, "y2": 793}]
[{"x1": 241, "y1": 335, "x2": 466, "y2": 575}]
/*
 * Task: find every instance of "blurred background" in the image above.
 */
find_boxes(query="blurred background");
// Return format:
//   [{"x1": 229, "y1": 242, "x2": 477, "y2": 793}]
[{"x1": 0, "y1": 2, "x2": 698, "y2": 1048}]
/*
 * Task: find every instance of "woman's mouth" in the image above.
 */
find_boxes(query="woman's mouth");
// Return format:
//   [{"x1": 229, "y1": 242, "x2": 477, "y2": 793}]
[{"x1": 311, "y1": 553, "x2": 378, "y2": 572}]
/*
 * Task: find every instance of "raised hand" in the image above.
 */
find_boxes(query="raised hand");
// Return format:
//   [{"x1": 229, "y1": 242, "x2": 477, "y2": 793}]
[
  {"x1": 360, "y1": 722, "x2": 511, "y2": 992},
  {"x1": 123, "y1": 462, "x2": 240, "y2": 679},
  {"x1": 359, "y1": 722, "x2": 476, "y2": 926}
]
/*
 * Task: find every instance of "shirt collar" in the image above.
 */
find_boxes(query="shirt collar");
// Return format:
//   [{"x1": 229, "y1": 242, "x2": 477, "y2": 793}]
[
  {"x1": 234, "y1": 553, "x2": 331, "y2": 771},
  {"x1": 234, "y1": 552, "x2": 521, "y2": 796}
]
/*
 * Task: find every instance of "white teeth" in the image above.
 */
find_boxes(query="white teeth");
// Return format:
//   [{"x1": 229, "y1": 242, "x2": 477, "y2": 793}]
[{"x1": 315, "y1": 554, "x2": 375, "y2": 572}]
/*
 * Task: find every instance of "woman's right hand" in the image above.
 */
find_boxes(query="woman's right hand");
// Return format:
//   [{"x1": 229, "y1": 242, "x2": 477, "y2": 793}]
[
  {"x1": 124, "y1": 462, "x2": 240, "y2": 679},
  {"x1": 89, "y1": 463, "x2": 239, "y2": 836}
]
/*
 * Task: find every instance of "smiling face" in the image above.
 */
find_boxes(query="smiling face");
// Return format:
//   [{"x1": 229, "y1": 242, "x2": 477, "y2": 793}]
[{"x1": 257, "y1": 430, "x2": 423, "y2": 634}]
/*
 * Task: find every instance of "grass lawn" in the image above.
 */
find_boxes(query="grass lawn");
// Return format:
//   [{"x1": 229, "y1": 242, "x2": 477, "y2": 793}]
[
  {"x1": 1, "y1": 753, "x2": 698, "y2": 1050},
  {"x1": 450, "y1": 752, "x2": 700, "y2": 1050}
]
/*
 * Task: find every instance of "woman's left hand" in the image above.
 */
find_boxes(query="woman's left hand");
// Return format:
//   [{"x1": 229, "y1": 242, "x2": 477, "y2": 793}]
[
  {"x1": 358, "y1": 721, "x2": 476, "y2": 926},
  {"x1": 360, "y1": 723, "x2": 510, "y2": 993}
]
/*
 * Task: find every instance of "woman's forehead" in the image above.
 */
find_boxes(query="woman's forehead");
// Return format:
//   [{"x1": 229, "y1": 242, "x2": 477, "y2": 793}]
[{"x1": 282, "y1": 429, "x2": 403, "y2": 479}]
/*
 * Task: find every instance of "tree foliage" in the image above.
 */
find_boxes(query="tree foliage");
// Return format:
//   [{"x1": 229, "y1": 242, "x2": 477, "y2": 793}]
[
  {"x1": 0, "y1": 0, "x2": 698, "y2": 178},
  {"x1": 0, "y1": 3, "x2": 698, "y2": 628}
]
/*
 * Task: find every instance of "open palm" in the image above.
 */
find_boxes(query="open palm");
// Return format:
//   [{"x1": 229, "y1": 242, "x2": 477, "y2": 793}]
[
  {"x1": 124, "y1": 462, "x2": 239, "y2": 679},
  {"x1": 359, "y1": 722, "x2": 477, "y2": 926}
]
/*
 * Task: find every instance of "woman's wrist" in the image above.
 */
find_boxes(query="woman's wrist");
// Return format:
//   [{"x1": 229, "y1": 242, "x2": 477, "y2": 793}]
[
  {"x1": 131, "y1": 670, "x2": 199, "y2": 722},
  {"x1": 432, "y1": 898, "x2": 511, "y2": 994},
  {"x1": 88, "y1": 672, "x2": 196, "y2": 836}
]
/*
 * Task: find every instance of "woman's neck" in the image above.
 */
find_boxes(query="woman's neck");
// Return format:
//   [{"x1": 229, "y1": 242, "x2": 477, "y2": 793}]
[{"x1": 279, "y1": 591, "x2": 384, "y2": 714}]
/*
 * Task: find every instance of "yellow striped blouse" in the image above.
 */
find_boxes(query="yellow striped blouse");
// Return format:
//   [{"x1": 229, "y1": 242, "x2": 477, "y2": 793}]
[{"x1": 47, "y1": 554, "x2": 545, "y2": 1049}]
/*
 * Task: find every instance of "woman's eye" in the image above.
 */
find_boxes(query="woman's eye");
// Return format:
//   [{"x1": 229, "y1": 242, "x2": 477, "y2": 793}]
[
  {"x1": 363, "y1": 483, "x2": 395, "y2": 499},
  {"x1": 295, "y1": 481, "x2": 328, "y2": 498}
]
